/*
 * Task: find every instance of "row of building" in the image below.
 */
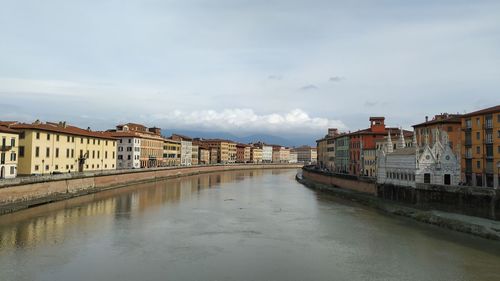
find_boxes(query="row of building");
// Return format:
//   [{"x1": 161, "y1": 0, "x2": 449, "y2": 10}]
[
  {"x1": 316, "y1": 105, "x2": 500, "y2": 189},
  {"x1": 0, "y1": 121, "x2": 316, "y2": 179}
]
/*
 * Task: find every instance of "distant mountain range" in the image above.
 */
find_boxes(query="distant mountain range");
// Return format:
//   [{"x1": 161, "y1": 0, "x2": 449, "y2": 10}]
[{"x1": 161, "y1": 129, "x2": 316, "y2": 147}]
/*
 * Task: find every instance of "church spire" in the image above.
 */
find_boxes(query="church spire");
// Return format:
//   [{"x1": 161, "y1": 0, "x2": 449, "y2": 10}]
[
  {"x1": 397, "y1": 127, "x2": 405, "y2": 149},
  {"x1": 386, "y1": 130, "x2": 393, "y2": 153}
]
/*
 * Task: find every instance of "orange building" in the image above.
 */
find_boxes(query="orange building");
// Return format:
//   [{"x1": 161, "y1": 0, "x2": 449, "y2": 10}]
[
  {"x1": 413, "y1": 113, "x2": 462, "y2": 158},
  {"x1": 348, "y1": 117, "x2": 413, "y2": 177},
  {"x1": 236, "y1": 143, "x2": 251, "y2": 163},
  {"x1": 461, "y1": 105, "x2": 500, "y2": 188}
]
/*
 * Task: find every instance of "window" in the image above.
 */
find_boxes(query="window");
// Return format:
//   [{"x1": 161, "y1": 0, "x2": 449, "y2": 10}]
[
  {"x1": 477, "y1": 161, "x2": 481, "y2": 169},
  {"x1": 93, "y1": 139, "x2": 96, "y2": 145},
  {"x1": 424, "y1": 173, "x2": 431, "y2": 184},
  {"x1": 476, "y1": 132, "x2": 480, "y2": 140},
  {"x1": 56, "y1": 135, "x2": 60, "y2": 141},
  {"x1": 128, "y1": 139, "x2": 132, "y2": 143},
  {"x1": 67, "y1": 136, "x2": 70, "y2": 142},
  {"x1": 98, "y1": 140, "x2": 100, "y2": 145},
  {"x1": 71, "y1": 137, "x2": 74, "y2": 143},
  {"x1": 105, "y1": 151, "x2": 108, "y2": 159},
  {"x1": 10, "y1": 138, "x2": 15, "y2": 147},
  {"x1": 10, "y1": 166, "x2": 14, "y2": 175},
  {"x1": 10, "y1": 152, "x2": 16, "y2": 161},
  {"x1": 87, "y1": 139, "x2": 90, "y2": 144},
  {"x1": 444, "y1": 174, "x2": 451, "y2": 185},
  {"x1": 45, "y1": 165, "x2": 49, "y2": 171},
  {"x1": 71, "y1": 149, "x2": 74, "y2": 158},
  {"x1": 476, "y1": 146, "x2": 480, "y2": 154},
  {"x1": 19, "y1": 146, "x2": 24, "y2": 157},
  {"x1": 118, "y1": 155, "x2": 123, "y2": 160},
  {"x1": 97, "y1": 151, "x2": 100, "y2": 159},
  {"x1": 92, "y1": 151, "x2": 95, "y2": 159},
  {"x1": 19, "y1": 131, "x2": 25, "y2": 139},
  {"x1": 35, "y1": 146, "x2": 40, "y2": 157},
  {"x1": 81, "y1": 138, "x2": 84, "y2": 144},
  {"x1": 55, "y1": 165, "x2": 59, "y2": 170},
  {"x1": 476, "y1": 118, "x2": 480, "y2": 126},
  {"x1": 71, "y1": 165, "x2": 74, "y2": 169},
  {"x1": 447, "y1": 126, "x2": 452, "y2": 132},
  {"x1": 113, "y1": 152, "x2": 115, "y2": 159},
  {"x1": 47, "y1": 134, "x2": 50, "y2": 140},
  {"x1": 46, "y1": 147, "x2": 50, "y2": 157},
  {"x1": 66, "y1": 149, "x2": 70, "y2": 158},
  {"x1": 36, "y1": 132, "x2": 40, "y2": 139},
  {"x1": 55, "y1": 148, "x2": 59, "y2": 158},
  {"x1": 35, "y1": 165, "x2": 39, "y2": 171},
  {"x1": 128, "y1": 155, "x2": 131, "y2": 160}
]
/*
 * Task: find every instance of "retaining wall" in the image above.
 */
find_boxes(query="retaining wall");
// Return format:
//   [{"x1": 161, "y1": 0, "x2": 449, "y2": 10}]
[{"x1": 301, "y1": 168, "x2": 377, "y2": 195}]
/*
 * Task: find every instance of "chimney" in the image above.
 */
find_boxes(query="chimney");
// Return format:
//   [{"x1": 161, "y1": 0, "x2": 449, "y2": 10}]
[
  {"x1": 425, "y1": 116, "x2": 428, "y2": 122},
  {"x1": 87, "y1": 127, "x2": 91, "y2": 131}
]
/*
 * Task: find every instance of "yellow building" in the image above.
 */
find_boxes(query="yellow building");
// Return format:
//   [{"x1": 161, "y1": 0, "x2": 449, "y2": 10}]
[
  {"x1": 0, "y1": 125, "x2": 20, "y2": 178},
  {"x1": 461, "y1": 105, "x2": 500, "y2": 188},
  {"x1": 201, "y1": 139, "x2": 230, "y2": 164},
  {"x1": 228, "y1": 142, "x2": 237, "y2": 163},
  {"x1": 250, "y1": 147, "x2": 263, "y2": 163},
  {"x1": 191, "y1": 144, "x2": 199, "y2": 165},
  {"x1": 163, "y1": 138, "x2": 181, "y2": 166},
  {"x1": 10, "y1": 121, "x2": 117, "y2": 175}
]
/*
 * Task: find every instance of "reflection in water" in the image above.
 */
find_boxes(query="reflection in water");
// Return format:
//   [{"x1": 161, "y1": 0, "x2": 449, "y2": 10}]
[
  {"x1": 0, "y1": 168, "x2": 500, "y2": 281},
  {"x1": 0, "y1": 170, "x2": 264, "y2": 250}
]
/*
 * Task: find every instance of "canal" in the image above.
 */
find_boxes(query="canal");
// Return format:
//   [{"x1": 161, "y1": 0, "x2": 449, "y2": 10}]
[{"x1": 1, "y1": 169, "x2": 500, "y2": 281}]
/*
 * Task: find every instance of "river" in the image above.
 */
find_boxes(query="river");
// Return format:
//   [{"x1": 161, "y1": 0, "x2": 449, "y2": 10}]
[{"x1": 0, "y1": 169, "x2": 499, "y2": 281}]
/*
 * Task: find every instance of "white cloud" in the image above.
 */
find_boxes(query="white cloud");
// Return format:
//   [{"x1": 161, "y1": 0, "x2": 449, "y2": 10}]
[{"x1": 151, "y1": 108, "x2": 345, "y2": 135}]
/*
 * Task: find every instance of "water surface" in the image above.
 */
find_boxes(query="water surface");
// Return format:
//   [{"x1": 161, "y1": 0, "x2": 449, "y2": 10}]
[{"x1": 1, "y1": 169, "x2": 500, "y2": 281}]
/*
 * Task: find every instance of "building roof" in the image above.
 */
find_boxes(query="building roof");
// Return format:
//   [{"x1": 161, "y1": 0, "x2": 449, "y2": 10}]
[
  {"x1": 0, "y1": 125, "x2": 20, "y2": 134},
  {"x1": 389, "y1": 147, "x2": 417, "y2": 155},
  {"x1": 461, "y1": 105, "x2": 500, "y2": 117},
  {"x1": 344, "y1": 128, "x2": 413, "y2": 138},
  {"x1": 11, "y1": 121, "x2": 116, "y2": 140},
  {"x1": 171, "y1": 133, "x2": 193, "y2": 141},
  {"x1": 412, "y1": 114, "x2": 461, "y2": 128}
]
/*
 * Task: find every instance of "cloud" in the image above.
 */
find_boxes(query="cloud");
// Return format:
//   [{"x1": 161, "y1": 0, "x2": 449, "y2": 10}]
[
  {"x1": 151, "y1": 108, "x2": 346, "y2": 135},
  {"x1": 268, "y1": 75, "x2": 283, "y2": 80},
  {"x1": 329, "y1": 76, "x2": 343, "y2": 82},
  {"x1": 299, "y1": 84, "x2": 319, "y2": 91}
]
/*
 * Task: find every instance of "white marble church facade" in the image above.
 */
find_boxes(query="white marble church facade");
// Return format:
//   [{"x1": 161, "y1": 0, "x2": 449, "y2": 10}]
[{"x1": 377, "y1": 129, "x2": 461, "y2": 187}]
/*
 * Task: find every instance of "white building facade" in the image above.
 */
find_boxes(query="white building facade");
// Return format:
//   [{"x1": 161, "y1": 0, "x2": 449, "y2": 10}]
[
  {"x1": 377, "y1": 129, "x2": 461, "y2": 187},
  {"x1": 261, "y1": 145, "x2": 273, "y2": 163},
  {"x1": 116, "y1": 137, "x2": 141, "y2": 169},
  {"x1": 180, "y1": 140, "x2": 192, "y2": 166}
]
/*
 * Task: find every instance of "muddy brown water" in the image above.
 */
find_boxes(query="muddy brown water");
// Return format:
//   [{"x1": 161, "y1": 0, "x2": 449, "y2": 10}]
[{"x1": 1, "y1": 169, "x2": 500, "y2": 281}]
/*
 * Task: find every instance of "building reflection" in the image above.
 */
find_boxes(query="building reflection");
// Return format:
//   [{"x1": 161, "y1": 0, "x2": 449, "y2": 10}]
[{"x1": 0, "y1": 170, "x2": 271, "y2": 251}]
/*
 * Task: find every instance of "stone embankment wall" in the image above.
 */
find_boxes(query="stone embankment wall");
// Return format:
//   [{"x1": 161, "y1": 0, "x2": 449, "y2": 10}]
[
  {"x1": 302, "y1": 166, "x2": 499, "y2": 221},
  {"x1": 0, "y1": 164, "x2": 302, "y2": 215},
  {"x1": 301, "y1": 168, "x2": 377, "y2": 195}
]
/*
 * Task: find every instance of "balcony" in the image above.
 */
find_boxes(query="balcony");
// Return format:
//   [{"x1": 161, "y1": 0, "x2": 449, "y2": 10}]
[{"x1": 0, "y1": 145, "x2": 13, "y2": 151}]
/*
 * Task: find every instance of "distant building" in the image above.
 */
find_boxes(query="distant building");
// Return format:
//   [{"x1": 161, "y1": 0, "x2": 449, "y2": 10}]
[
  {"x1": 110, "y1": 123, "x2": 163, "y2": 168},
  {"x1": 11, "y1": 120, "x2": 117, "y2": 175},
  {"x1": 334, "y1": 134, "x2": 350, "y2": 174},
  {"x1": 272, "y1": 146, "x2": 290, "y2": 163},
  {"x1": 171, "y1": 134, "x2": 193, "y2": 166},
  {"x1": 460, "y1": 105, "x2": 500, "y2": 188},
  {"x1": 253, "y1": 142, "x2": 273, "y2": 163},
  {"x1": 289, "y1": 151, "x2": 298, "y2": 164},
  {"x1": 236, "y1": 143, "x2": 251, "y2": 163},
  {"x1": 198, "y1": 145, "x2": 210, "y2": 165},
  {"x1": 292, "y1": 145, "x2": 317, "y2": 163},
  {"x1": 163, "y1": 138, "x2": 181, "y2": 166},
  {"x1": 199, "y1": 139, "x2": 230, "y2": 164},
  {"x1": 413, "y1": 113, "x2": 462, "y2": 159},
  {"x1": 228, "y1": 142, "x2": 237, "y2": 163},
  {"x1": 250, "y1": 147, "x2": 262, "y2": 163},
  {"x1": 377, "y1": 129, "x2": 460, "y2": 187},
  {"x1": 191, "y1": 143, "x2": 199, "y2": 165},
  {"x1": 0, "y1": 124, "x2": 20, "y2": 179}
]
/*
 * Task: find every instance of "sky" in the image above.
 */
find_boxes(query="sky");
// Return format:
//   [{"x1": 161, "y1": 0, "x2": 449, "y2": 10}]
[{"x1": 0, "y1": 0, "x2": 499, "y2": 142}]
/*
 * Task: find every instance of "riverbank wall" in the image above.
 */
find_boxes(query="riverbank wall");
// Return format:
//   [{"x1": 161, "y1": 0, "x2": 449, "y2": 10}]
[
  {"x1": 0, "y1": 164, "x2": 302, "y2": 215},
  {"x1": 299, "y1": 166, "x2": 500, "y2": 240}
]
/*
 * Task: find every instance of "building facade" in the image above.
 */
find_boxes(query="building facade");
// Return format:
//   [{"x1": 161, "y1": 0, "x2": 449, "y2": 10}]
[
  {"x1": 115, "y1": 135, "x2": 141, "y2": 169},
  {"x1": 11, "y1": 121, "x2": 117, "y2": 175},
  {"x1": 377, "y1": 130, "x2": 461, "y2": 187},
  {"x1": 250, "y1": 147, "x2": 262, "y2": 163},
  {"x1": 292, "y1": 146, "x2": 317, "y2": 163},
  {"x1": 413, "y1": 113, "x2": 462, "y2": 159},
  {"x1": 191, "y1": 144, "x2": 199, "y2": 165},
  {"x1": 0, "y1": 125, "x2": 19, "y2": 179},
  {"x1": 171, "y1": 134, "x2": 193, "y2": 166},
  {"x1": 236, "y1": 144, "x2": 251, "y2": 163},
  {"x1": 461, "y1": 105, "x2": 500, "y2": 188},
  {"x1": 334, "y1": 135, "x2": 350, "y2": 174},
  {"x1": 163, "y1": 138, "x2": 181, "y2": 166},
  {"x1": 272, "y1": 146, "x2": 290, "y2": 163},
  {"x1": 111, "y1": 123, "x2": 164, "y2": 168}
]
